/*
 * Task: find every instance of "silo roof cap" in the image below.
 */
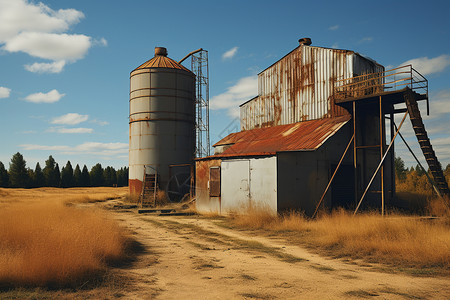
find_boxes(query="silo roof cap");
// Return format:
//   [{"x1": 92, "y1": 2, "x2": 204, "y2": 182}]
[{"x1": 133, "y1": 47, "x2": 192, "y2": 73}]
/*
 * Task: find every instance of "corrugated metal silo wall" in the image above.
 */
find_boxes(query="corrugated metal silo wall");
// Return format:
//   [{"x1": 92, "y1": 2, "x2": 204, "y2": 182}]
[
  {"x1": 240, "y1": 46, "x2": 384, "y2": 130},
  {"x1": 129, "y1": 67, "x2": 195, "y2": 194}
]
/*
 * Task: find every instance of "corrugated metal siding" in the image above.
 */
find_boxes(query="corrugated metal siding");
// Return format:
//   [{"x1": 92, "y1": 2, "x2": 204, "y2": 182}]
[{"x1": 240, "y1": 45, "x2": 384, "y2": 130}]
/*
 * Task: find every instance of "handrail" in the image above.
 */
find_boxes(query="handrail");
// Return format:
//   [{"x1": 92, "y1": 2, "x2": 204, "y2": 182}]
[{"x1": 334, "y1": 65, "x2": 428, "y2": 104}]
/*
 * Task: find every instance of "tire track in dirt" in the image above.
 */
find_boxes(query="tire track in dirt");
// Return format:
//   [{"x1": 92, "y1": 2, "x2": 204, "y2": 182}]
[{"x1": 112, "y1": 211, "x2": 450, "y2": 299}]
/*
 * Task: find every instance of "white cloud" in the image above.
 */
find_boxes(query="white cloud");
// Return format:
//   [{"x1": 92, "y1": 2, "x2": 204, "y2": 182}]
[
  {"x1": 93, "y1": 37, "x2": 107, "y2": 47},
  {"x1": 24, "y1": 89, "x2": 64, "y2": 103},
  {"x1": 52, "y1": 113, "x2": 88, "y2": 125},
  {"x1": 210, "y1": 75, "x2": 257, "y2": 117},
  {"x1": 222, "y1": 46, "x2": 238, "y2": 60},
  {"x1": 48, "y1": 127, "x2": 93, "y2": 134},
  {"x1": 358, "y1": 37, "x2": 373, "y2": 43},
  {"x1": 91, "y1": 119, "x2": 109, "y2": 126},
  {"x1": 0, "y1": 86, "x2": 11, "y2": 98},
  {"x1": 428, "y1": 90, "x2": 450, "y2": 117},
  {"x1": 331, "y1": 43, "x2": 339, "y2": 49},
  {"x1": 20, "y1": 142, "x2": 128, "y2": 156},
  {"x1": 399, "y1": 55, "x2": 450, "y2": 76},
  {"x1": 24, "y1": 60, "x2": 65, "y2": 74},
  {"x1": 0, "y1": 0, "x2": 104, "y2": 73},
  {"x1": 5, "y1": 32, "x2": 91, "y2": 61},
  {"x1": 329, "y1": 25, "x2": 339, "y2": 31},
  {"x1": 0, "y1": 0, "x2": 84, "y2": 41}
]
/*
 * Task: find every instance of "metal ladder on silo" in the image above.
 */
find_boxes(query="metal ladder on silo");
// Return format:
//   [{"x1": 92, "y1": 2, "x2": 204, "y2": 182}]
[
  {"x1": 140, "y1": 173, "x2": 158, "y2": 207},
  {"x1": 404, "y1": 89, "x2": 449, "y2": 196}
]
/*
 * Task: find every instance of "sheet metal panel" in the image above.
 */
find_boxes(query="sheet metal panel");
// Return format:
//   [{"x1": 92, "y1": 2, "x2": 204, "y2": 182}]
[
  {"x1": 240, "y1": 45, "x2": 384, "y2": 130},
  {"x1": 221, "y1": 159, "x2": 250, "y2": 212},
  {"x1": 221, "y1": 157, "x2": 277, "y2": 214},
  {"x1": 248, "y1": 157, "x2": 277, "y2": 213}
]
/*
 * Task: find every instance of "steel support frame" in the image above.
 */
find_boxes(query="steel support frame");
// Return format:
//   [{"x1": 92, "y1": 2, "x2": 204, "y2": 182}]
[
  {"x1": 354, "y1": 110, "x2": 409, "y2": 215},
  {"x1": 191, "y1": 50, "x2": 211, "y2": 158},
  {"x1": 352, "y1": 96, "x2": 388, "y2": 215}
]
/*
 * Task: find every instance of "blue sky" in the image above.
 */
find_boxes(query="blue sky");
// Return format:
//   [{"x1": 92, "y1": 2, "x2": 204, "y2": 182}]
[{"x1": 0, "y1": 0, "x2": 449, "y2": 170}]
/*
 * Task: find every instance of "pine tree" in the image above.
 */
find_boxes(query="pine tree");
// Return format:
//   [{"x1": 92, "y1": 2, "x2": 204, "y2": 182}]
[
  {"x1": 90, "y1": 163, "x2": 104, "y2": 187},
  {"x1": 34, "y1": 162, "x2": 45, "y2": 187},
  {"x1": 103, "y1": 166, "x2": 117, "y2": 187},
  {"x1": 394, "y1": 156, "x2": 407, "y2": 181},
  {"x1": 116, "y1": 167, "x2": 128, "y2": 187},
  {"x1": 43, "y1": 155, "x2": 58, "y2": 187},
  {"x1": 61, "y1": 161, "x2": 74, "y2": 188},
  {"x1": 73, "y1": 164, "x2": 82, "y2": 187},
  {"x1": 55, "y1": 163, "x2": 61, "y2": 187},
  {"x1": 27, "y1": 168, "x2": 35, "y2": 188},
  {"x1": 80, "y1": 165, "x2": 90, "y2": 187},
  {"x1": 0, "y1": 161, "x2": 9, "y2": 187},
  {"x1": 9, "y1": 152, "x2": 29, "y2": 188}
]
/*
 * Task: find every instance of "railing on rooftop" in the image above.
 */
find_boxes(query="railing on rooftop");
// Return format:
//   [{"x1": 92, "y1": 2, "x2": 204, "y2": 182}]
[{"x1": 334, "y1": 65, "x2": 428, "y2": 102}]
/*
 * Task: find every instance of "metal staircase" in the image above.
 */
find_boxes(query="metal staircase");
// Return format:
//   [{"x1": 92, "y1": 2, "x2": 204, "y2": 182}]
[
  {"x1": 404, "y1": 89, "x2": 449, "y2": 196},
  {"x1": 140, "y1": 173, "x2": 158, "y2": 207}
]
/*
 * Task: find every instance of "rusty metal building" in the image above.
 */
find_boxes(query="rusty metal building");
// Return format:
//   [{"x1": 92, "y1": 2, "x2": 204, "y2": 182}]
[{"x1": 196, "y1": 39, "x2": 398, "y2": 216}]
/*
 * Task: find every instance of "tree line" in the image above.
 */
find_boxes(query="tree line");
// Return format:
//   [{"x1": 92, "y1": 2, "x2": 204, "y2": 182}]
[
  {"x1": 394, "y1": 156, "x2": 450, "y2": 194},
  {"x1": 0, "y1": 152, "x2": 128, "y2": 188}
]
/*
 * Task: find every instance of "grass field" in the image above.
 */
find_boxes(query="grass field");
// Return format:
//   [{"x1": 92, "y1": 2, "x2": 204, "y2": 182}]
[
  {"x1": 0, "y1": 187, "x2": 131, "y2": 289},
  {"x1": 229, "y1": 203, "x2": 450, "y2": 271}
]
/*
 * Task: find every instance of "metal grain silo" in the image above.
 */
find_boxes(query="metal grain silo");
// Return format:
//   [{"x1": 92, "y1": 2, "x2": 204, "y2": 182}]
[{"x1": 129, "y1": 47, "x2": 195, "y2": 196}]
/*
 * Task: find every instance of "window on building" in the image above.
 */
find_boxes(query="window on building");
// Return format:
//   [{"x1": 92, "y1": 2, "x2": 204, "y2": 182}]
[{"x1": 209, "y1": 166, "x2": 221, "y2": 197}]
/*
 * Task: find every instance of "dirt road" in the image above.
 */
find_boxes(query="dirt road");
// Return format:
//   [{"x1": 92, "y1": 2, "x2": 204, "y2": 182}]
[{"x1": 108, "y1": 208, "x2": 450, "y2": 300}]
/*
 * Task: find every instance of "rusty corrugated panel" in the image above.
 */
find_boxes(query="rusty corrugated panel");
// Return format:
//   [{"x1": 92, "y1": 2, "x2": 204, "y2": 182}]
[
  {"x1": 240, "y1": 45, "x2": 383, "y2": 130},
  {"x1": 195, "y1": 159, "x2": 222, "y2": 213},
  {"x1": 213, "y1": 115, "x2": 350, "y2": 157}
]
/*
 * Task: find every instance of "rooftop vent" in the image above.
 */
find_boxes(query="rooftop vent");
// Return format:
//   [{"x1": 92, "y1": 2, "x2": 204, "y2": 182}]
[
  {"x1": 298, "y1": 38, "x2": 312, "y2": 46},
  {"x1": 155, "y1": 47, "x2": 168, "y2": 57}
]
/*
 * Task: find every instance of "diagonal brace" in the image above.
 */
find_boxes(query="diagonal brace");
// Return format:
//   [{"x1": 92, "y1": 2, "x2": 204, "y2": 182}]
[
  {"x1": 313, "y1": 134, "x2": 354, "y2": 218},
  {"x1": 354, "y1": 110, "x2": 409, "y2": 215}
]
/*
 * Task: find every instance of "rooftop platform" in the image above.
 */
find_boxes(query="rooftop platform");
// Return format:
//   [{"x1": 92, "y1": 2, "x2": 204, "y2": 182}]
[{"x1": 333, "y1": 65, "x2": 429, "y2": 110}]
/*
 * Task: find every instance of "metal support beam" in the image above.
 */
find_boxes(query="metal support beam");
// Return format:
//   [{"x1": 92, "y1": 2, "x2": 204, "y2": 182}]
[
  {"x1": 313, "y1": 134, "x2": 355, "y2": 218},
  {"x1": 353, "y1": 101, "x2": 358, "y2": 207},
  {"x1": 354, "y1": 110, "x2": 409, "y2": 215},
  {"x1": 379, "y1": 96, "x2": 385, "y2": 216}
]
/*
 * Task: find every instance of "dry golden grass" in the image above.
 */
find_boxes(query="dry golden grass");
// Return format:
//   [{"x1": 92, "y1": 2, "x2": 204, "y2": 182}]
[
  {"x1": 0, "y1": 187, "x2": 131, "y2": 289},
  {"x1": 0, "y1": 187, "x2": 128, "y2": 207},
  {"x1": 427, "y1": 196, "x2": 450, "y2": 217},
  {"x1": 230, "y1": 207, "x2": 450, "y2": 269}
]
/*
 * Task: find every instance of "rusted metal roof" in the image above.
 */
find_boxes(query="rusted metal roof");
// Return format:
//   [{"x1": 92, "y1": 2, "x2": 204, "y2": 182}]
[
  {"x1": 210, "y1": 115, "x2": 350, "y2": 158},
  {"x1": 133, "y1": 55, "x2": 191, "y2": 72}
]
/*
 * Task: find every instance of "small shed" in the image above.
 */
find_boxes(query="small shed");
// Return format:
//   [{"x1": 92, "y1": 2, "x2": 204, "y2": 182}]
[{"x1": 195, "y1": 115, "x2": 371, "y2": 216}]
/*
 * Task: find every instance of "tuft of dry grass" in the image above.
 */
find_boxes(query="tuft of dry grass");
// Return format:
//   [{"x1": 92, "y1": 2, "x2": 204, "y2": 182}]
[
  {"x1": 0, "y1": 202, "x2": 130, "y2": 288},
  {"x1": 427, "y1": 196, "x2": 450, "y2": 217},
  {"x1": 230, "y1": 207, "x2": 450, "y2": 269},
  {"x1": 64, "y1": 193, "x2": 122, "y2": 205}
]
